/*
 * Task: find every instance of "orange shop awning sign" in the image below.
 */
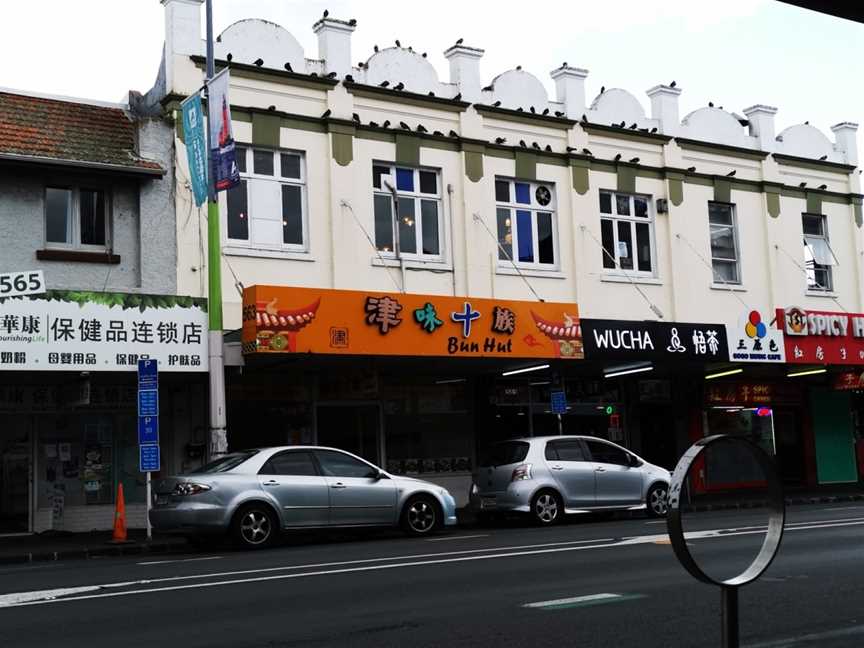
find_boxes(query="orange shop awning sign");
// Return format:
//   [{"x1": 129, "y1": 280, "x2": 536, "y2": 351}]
[{"x1": 241, "y1": 286, "x2": 584, "y2": 360}]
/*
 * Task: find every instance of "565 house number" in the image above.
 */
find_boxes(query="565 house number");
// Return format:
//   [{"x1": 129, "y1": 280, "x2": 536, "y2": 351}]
[{"x1": 0, "y1": 270, "x2": 45, "y2": 298}]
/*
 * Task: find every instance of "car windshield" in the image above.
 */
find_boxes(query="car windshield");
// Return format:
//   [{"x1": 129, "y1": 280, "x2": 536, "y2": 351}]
[
  {"x1": 480, "y1": 441, "x2": 530, "y2": 467},
  {"x1": 190, "y1": 451, "x2": 258, "y2": 473}
]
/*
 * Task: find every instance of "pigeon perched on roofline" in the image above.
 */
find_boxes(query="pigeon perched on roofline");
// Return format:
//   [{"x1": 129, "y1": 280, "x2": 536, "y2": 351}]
[
  {"x1": 349, "y1": 18, "x2": 357, "y2": 26},
  {"x1": 344, "y1": 74, "x2": 354, "y2": 83},
  {"x1": 449, "y1": 130, "x2": 460, "y2": 138},
  {"x1": 268, "y1": 105, "x2": 276, "y2": 112},
  {"x1": 321, "y1": 109, "x2": 331, "y2": 119},
  {"x1": 453, "y1": 93, "x2": 462, "y2": 101},
  {"x1": 382, "y1": 120, "x2": 391, "y2": 128},
  {"x1": 323, "y1": 9, "x2": 329, "y2": 17},
  {"x1": 493, "y1": 100, "x2": 501, "y2": 107},
  {"x1": 456, "y1": 38, "x2": 464, "y2": 45},
  {"x1": 394, "y1": 82, "x2": 405, "y2": 91},
  {"x1": 819, "y1": 154, "x2": 828, "y2": 161},
  {"x1": 379, "y1": 80, "x2": 389, "y2": 87},
  {"x1": 614, "y1": 153, "x2": 622, "y2": 161},
  {"x1": 726, "y1": 170, "x2": 736, "y2": 177},
  {"x1": 544, "y1": 144, "x2": 552, "y2": 152},
  {"x1": 799, "y1": 182, "x2": 807, "y2": 188},
  {"x1": 629, "y1": 157, "x2": 640, "y2": 164},
  {"x1": 326, "y1": 71, "x2": 337, "y2": 79},
  {"x1": 352, "y1": 113, "x2": 360, "y2": 123},
  {"x1": 482, "y1": 85, "x2": 494, "y2": 92},
  {"x1": 254, "y1": 58, "x2": 264, "y2": 67},
  {"x1": 395, "y1": 39, "x2": 401, "y2": 47},
  {"x1": 687, "y1": 166, "x2": 696, "y2": 172},
  {"x1": 399, "y1": 121, "x2": 410, "y2": 130},
  {"x1": 818, "y1": 184, "x2": 827, "y2": 190},
  {"x1": 670, "y1": 80, "x2": 677, "y2": 88},
  {"x1": 226, "y1": 53, "x2": 233, "y2": 62},
  {"x1": 495, "y1": 137, "x2": 506, "y2": 144},
  {"x1": 582, "y1": 148, "x2": 593, "y2": 156},
  {"x1": 417, "y1": 124, "x2": 428, "y2": 133}
]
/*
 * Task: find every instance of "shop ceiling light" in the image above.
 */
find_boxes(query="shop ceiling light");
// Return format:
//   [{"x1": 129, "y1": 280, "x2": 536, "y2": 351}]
[
  {"x1": 705, "y1": 368, "x2": 744, "y2": 380},
  {"x1": 604, "y1": 365, "x2": 654, "y2": 379},
  {"x1": 502, "y1": 364, "x2": 550, "y2": 377},
  {"x1": 435, "y1": 378, "x2": 466, "y2": 384},
  {"x1": 787, "y1": 368, "x2": 827, "y2": 378}
]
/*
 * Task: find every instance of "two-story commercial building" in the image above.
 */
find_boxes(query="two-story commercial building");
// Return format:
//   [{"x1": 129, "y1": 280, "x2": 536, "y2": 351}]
[
  {"x1": 0, "y1": 89, "x2": 208, "y2": 533},
  {"x1": 149, "y1": 1, "x2": 863, "y2": 505}
]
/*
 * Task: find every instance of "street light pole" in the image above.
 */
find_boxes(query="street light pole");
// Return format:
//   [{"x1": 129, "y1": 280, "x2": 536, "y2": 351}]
[{"x1": 204, "y1": 0, "x2": 227, "y2": 458}]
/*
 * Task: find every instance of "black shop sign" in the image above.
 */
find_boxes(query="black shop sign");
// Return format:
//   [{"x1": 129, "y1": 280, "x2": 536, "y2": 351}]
[{"x1": 581, "y1": 319, "x2": 729, "y2": 362}]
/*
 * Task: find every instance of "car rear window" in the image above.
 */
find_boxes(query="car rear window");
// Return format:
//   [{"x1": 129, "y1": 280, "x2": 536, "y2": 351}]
[
  {"x1": 480, "y1": 441, "x2": 530, "y2": 466},
  {"x1": 192, "y1": 451, "x2": 258, "y2": 473}
]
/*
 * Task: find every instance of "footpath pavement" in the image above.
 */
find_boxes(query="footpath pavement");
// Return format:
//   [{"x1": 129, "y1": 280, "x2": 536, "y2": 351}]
[{"x1": 3, "y1": 487, "x2": 863, "y2": 565}]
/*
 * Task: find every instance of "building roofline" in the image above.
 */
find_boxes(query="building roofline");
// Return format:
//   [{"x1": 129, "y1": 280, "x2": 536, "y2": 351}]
[{"x1": 0, "y1": 86, "x2": 127, "y2": 110}]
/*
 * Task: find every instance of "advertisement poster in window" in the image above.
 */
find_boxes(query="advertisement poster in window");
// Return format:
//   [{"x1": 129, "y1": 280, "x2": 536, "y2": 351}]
[
  {"x1": 779, "y1": 307, "x2": 864, "y2": 364},
  {"x1": 0, "y1": 291, "x2": 208, "y2": 371},
  {"x1": 242, "y1": 285, "x2": 584, "y2": 360}
]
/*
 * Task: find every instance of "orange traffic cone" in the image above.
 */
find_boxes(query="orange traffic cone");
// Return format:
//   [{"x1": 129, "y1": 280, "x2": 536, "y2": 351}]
[{"x1": 109, "y1": 482, "x2": 130, "y2": 544}]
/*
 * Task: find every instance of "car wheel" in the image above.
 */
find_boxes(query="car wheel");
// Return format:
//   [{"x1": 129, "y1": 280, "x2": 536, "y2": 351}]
[
  {"x1": 531, "y1": 490, "x2": 563, "y2": 526},
  {"x1": 401, "y1": 495, "x2": 442, "y2": 536},
  {"x1": 231, "y1": 503, "x2": 277, "y2": 549},
  {"x1": 646, "y1": 483, "x2": 669, "y2": 518}
]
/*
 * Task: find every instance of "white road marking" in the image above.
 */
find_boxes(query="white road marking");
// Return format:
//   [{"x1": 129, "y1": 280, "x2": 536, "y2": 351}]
[
  {"x1": 2, "y1": 516, "x2": 862, "y2": 609},
  {"x1": 137, "y1": 556, "x2": 223, "y2": 566},
  {"x1": 821, "y1": 506, "x2": 861, "y2": 511},
  {"x1": 745, "y1": 622, "x2": 864, "y2": 647},
  {"x1": 644, "y1": 521, "x2": 666, "y2": 525},
  {"x1": 523, "y1": 593, "x2": 621, "y2": 609},
  {"x1": 425, "y1": 534, "x2": 489, "y2": 542}
]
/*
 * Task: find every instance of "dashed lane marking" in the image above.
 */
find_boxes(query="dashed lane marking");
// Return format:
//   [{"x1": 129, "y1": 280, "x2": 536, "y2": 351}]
[
  {"x1": 425, "y1": 534, "x2": 490, "y2": 542},
  {"x1": 523, "y1": 592, "x2": 646, "y2": 610}
]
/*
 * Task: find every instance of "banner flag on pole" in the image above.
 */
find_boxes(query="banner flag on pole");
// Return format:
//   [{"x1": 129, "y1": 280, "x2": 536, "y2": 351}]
[
  {"x1": 181, "y1": 93, "x2": 209, "y2": 207},
  {"x1": 207, "y1": 68, "x2": 241, "y2": 193}
]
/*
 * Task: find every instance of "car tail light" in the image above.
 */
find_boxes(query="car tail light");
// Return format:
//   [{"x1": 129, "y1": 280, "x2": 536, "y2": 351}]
[
  {"x1": 173, "y1": 482, "x2": 212, "y2": 496},
  {"x1": 511, "y1": 464, "x2": 533, "y2": 482}
]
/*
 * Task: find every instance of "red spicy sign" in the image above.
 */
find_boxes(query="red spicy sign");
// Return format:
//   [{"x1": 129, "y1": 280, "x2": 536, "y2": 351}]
[{"x1": 777, "y1": 307, "x2": 864, "y2": 365}]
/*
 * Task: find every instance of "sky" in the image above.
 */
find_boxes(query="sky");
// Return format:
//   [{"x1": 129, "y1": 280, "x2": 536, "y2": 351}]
[{"x1": 1, "y1": 1, "x2": 862, "y2": 152}]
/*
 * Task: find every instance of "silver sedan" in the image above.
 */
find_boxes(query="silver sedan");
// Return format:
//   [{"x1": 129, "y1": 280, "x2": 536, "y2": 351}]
[
  {"x1": 150, "y1": 446, "x2": 458, "y2": 548},
  {"x1": 470, "y1": 436, "x2": 671, "y2": 525}
]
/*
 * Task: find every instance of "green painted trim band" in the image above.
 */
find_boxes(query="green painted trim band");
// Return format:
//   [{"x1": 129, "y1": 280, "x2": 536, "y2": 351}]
[
  {"x1": 252, "y1": 112, "x2": 281, "y2": 147},
  {"x1": 773, "y1": 153, "x2": 855, "y2": 174},
  {"x1": 461, "y1": 142, "x2": 485, "y2": 154},
  {"x1": 465, "y1": 150, "x2": 484, "y2": 182},
  {"x1": 357, "y1": 129, "x2": 395, "y2": 143},
  {"x1": 175, "y1": 111, "x2": 185, "y2": 144},
  {"x1": 583, "y1": 123, "x2": 672, "y2": 145},
  {"x1": 190, "y1": 56, "x2": 339, "y2": 90},
  {"x1": 486, "y1": 147, "x2": 515, "y2": 160},
  {"x1": 284, "y1": 117, "x2": 326, "y2": 133},
  {"x1": 515, "y1": 151, "x2": 537, "y2": 180},
  {"x1": 232, "y1": 110, "x2": 252, "y2": 124},
  {"x1": 763, "y1": 182, "x2": 782, "y2": 195},
  {"x1": 345, "y1": 82, "x2": 470, "y2": 112},
  {"x1": 675, "y1": 137, "x2": 769, "y2": 161},
  {"x1": 327, "y1": 122, "x2": 356, "y2": 136},
  {"x1": 422, "y1": 139, "x2": 460, "y2": 152},
  {"x1": 395, "y1": 134, "x2": 421, "y2": 166},
  {"x1": 668, "y1": 178, "x2": 683, "y2": 206},
  {"x1": 475, "y1": 104, "x2": 576, "y2": 130},
  {"x1": 713, "y1": 178, "x2": 732, "y2": 203},
  {"x1": 572, "y1": 164, "x2": 589, "y2": 195},
  {"x1": 806, "y1": 191, "x2": 822, "y2": 215},
  {"x1": 617, "y1": 165, "x2": 637, "y2": 193},
  {"x1": 853, "y1": 201, "x2": 863, "y2": 228},
  {"x1": 331, "y1": 132, "x2": 353, "y2": 166},
  {"x1": 766, "y1": 192, "x2": 781, "y2": 218}
]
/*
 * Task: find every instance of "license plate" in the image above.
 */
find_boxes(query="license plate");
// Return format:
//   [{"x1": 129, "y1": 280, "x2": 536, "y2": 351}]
[{"x1": 481, "y1": 497, "x2": 497, "y2": 509}]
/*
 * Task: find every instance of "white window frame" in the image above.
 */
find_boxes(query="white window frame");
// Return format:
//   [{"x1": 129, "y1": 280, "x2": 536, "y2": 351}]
[
  {"x1": 44, "y1": 186, "x2": 110, "y2": 252},
  {"x1": 708, "y1": 201, "x2": 742, "y2": 285},
  {"x1": 802, "y1": 212, "x2": 837, "y2": 292},
  {"x1": 494, "y1": 177, "x2": 559, "y2": 272},
  {"x1": 599, "y1": 190, "x2": 656, "y2": 278},
  {"x1": 223, "y1": 146, "x2": 309, "y2": 253},
  {"x1": 372, "y1": 163, "x2": 444, "y2": 262}
]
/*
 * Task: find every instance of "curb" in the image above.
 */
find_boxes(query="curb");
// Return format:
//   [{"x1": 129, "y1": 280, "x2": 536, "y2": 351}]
[
  {"x1": 683, "y1": 493, "x2": 864, "y2": 514},
  {"x1": 0, "y1": 540, "x2": 189, "y2": 566}
]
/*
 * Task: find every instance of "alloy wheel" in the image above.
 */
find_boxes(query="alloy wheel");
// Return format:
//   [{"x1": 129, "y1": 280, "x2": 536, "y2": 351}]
[
  {"x1": 240, "y1": 510, "x2": 272, "y2": 545},
  {"x1": 650, "y1": 487, "x2": 669, "y2": 516},
  {"x1": 535, "y1": 493, "x2": 559, "y2": 523},
  {"x1": 408, "y1": 500, "x2": 436, "y2": 533}
]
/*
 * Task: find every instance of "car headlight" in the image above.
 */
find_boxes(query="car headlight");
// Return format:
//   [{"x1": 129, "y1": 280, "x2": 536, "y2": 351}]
[{"x1": 173, "y1": 482, "x2": 212, "y2": 496}]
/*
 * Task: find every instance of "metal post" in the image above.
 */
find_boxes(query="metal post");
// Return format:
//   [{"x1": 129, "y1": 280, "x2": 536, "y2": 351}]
[
  {"x1": 721, "y1": 586, "x2": 739, "y2": 648},
  {"x1": 204, "y1": 0, "x2": 227, "y2": 458},
  {"x1": 145, "y1": 471, "x2": 152, "y2": 542}
]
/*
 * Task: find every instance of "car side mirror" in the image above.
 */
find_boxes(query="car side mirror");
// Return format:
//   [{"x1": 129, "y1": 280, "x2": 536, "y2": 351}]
[
  {"x1": 628, "y1": 455, "x2": 642, "y2": 468},
  {"x1": 369, "y1": 469, "x2": 385, "y2": 480}
]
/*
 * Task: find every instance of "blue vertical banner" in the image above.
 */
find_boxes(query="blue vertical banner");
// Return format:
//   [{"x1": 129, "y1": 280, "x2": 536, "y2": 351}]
[
  {"x1": 207, "y1": 68, "x2": 240, "y2": 193},
  {"x1": 181, "y1": 92, "x2": 208, "y2": 207}
]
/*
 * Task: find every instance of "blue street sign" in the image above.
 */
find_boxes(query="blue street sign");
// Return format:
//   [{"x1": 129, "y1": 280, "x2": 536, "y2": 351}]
[
  {"x1": 551, "y1": 390, "x2": 567, "y2": 415},
  {"x1": 139, "y1": 444, "x2": 160, "y2": 472},
  {"x1": 138, "y1": 390, "x2": 158, "y2": 418},
  {"x1": 138, "y1": 416, "x2": 159, "y2": 445},
  {"x1": 138, "y1": 359, "x2": 158, "y2": 391}
]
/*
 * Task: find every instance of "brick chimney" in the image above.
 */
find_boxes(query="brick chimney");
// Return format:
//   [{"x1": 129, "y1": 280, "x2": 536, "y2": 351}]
[
  {"x1": 832, "y1": 122, "x2": 859, "y2": 166},
  {"x1": 443, "y1": 45, "x2": 484, "y2": 103},
  {"x1": 550, "y1": 66, "x2": 589, "y2": 119},
  {"x1": 743, "y1": 105, "x2": 778, "y2": 152},
  {"x1": 646, "y1": 84, "x2": 682, "y2": 136},
  {"x1": 313, "y1": 17, "x2": 356, "y2": 79}
]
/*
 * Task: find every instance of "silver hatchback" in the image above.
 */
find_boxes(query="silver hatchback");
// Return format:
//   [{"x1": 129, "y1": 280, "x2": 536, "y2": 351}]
[
  {"x1": 150, "y1": 446, "x2": 458, "y2": 548},
  {"x1": 470, "y1": 436, "x2": 671, "y2": 525}
]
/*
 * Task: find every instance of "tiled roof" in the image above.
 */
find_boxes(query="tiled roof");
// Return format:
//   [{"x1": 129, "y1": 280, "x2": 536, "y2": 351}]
[{"x1": 0, "y1": 91, "x2": 163, "y2": 174}]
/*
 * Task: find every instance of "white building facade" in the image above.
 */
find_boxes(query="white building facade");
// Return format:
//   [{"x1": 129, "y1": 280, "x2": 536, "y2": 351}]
[{"x1": 150, "y1": 1, "x2": 864, "y2": 503}]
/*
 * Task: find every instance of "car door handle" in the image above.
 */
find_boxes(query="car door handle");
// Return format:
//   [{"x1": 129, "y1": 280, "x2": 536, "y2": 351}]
[
  {"x1": 550, "y1": 465, "x2": 564, "y2": 471},
  {"x1": 263, "y1": 480, "x2": 280, "y2": 486},
  {"x1": 331, "y1": 483, "x2": 347, "y2": 489},
  {"x1": 594, "y1": 467, "x2": 606, "y2": 473}
]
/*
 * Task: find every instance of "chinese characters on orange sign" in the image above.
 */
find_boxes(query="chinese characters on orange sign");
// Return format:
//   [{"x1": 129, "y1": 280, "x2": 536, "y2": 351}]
[{"x1": 242, "y1": 286, "x2": 584, "y2": 360}]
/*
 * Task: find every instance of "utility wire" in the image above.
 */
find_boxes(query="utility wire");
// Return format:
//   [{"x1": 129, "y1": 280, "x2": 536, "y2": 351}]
[
  {"x1": 580, "y1": 224, "x2": 664, "y2": 319},
  {"x1": 675, "y1": 233, "x2": 751, "y2": 311},
  {"x1": 472, "y1": 212, "x2": 544, "y2": 302},
  {"x1": 774, "y1": 243, "x2": 847, "y2": 312},
  {"x1": 340, "y1": 200, "x2": 404, "y2": 294}
]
